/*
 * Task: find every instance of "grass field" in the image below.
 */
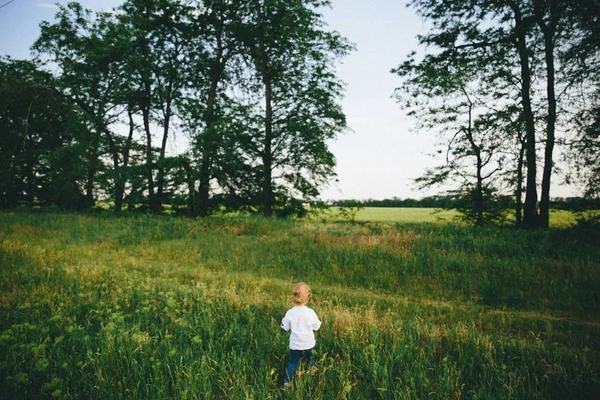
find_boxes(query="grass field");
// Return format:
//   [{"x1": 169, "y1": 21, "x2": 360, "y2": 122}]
[
  {"x1": 323, "y1": 207, "x2": 579, "y2": 226},
  {"x1": 319, "y1": 207, "x2": 459, "y2": 224},
  {"x1": 1, "y1": 210, "x2": 599, "y2": 399}
]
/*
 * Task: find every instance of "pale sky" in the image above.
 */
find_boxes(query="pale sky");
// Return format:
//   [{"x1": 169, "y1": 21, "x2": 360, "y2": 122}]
[{"x1": 0, "y1": 0, "x2": 580, "y2": 201}]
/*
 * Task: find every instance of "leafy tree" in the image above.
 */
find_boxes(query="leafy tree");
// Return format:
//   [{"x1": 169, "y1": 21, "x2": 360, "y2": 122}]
[
  {"x1": 394, "y1": 18, "x2": 518, "y2": 225},
  {"x1": 0, "y1": 57, "x2": 88, "y2": 209},
  {"x1": 336, "y1": 199, "x2": 364, "y2": 224},
  {"x1": 115, "y1": 0, "x2": 191, "y2": 212},
  {"x1": 177, "y1": 0, "x2": 248, "y2": 216},
  {"x1": 34, "y1": 3, "x2": 136, "y2": 212},
  {"x1": 241, "y1": 0, "x2": 351, "y2": 216},
  {"x1": 35, "y1": 1, "x2": 193, "y2": 213},
  {"x1": 567, "y1": 101, "x2": 600, "y2": 199}
]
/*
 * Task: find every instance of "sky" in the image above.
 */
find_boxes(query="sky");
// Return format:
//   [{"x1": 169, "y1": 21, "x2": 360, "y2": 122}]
[{"x1": 0, "y1": 0, "x2": 581, "y2": 201}]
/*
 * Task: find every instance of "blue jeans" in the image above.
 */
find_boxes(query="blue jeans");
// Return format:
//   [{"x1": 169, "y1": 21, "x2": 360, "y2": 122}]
[{"x1": 284, "y1": 348, "x2": 314, "y2": 384}]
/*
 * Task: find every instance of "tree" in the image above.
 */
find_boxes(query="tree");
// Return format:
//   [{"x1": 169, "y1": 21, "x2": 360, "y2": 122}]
[
  {"x1": 35, "y1": 1, "x2": 194, "y2": 213},
  {"x1": 34, "y1": 3, "x2": 136, "y2": 212},
  {"x1": 568, "y1": 104, "x2": 600, "y2": 199},
  {"x1": 0, "y1": 57, "x2": 89, "y2": 209},
  {"x1": 241, "y1": 0, "x2": 351, "y2": 216},
  {"x1": 116, "y1": 0, "x2": 190, "y2": 212},
  {"x1": 336, "y1": 199, "x2": 364, "y2": 224},
  {"x1": 395, "y1": 47, "x2": 515, "y2": 225},
  {"x1": 178, "y1": 0, "x2": 247, "y2": 216}
]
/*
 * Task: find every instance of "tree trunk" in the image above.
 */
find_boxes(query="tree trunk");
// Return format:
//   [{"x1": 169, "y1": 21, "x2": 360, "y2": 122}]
[
  {"x1": 463, "y1": 92, "x2": 484, "y2": 225},
  {"x1": 105, "y1": 132, "x2": 122, "y2": 214},
  {"x1": 196, "y1": 10, "x2": 232, "y2": 217},
  {"x1": 262, "y1": 78, "x2": 275, "y2": 217},
  {"x1": 198, "y1": 75, "x2": 220, "y2": 216},
  {"x1": 515, "y1": 135, "x2": 526, "y2": 226},
  {"x1": 84, "y1": 127, "x2": 101, "y2": 209},
  {"x1": 139, "y1": 35, "x2": 159, "y2": 213},
  {"x1": 536, "y1": 0, "x2": 558, "y2": 229},
  {"x1": 256, "y1": 2, "x2": 275, "y2": 217},
  {"x1": 141, "y1": 83, "x2": 158, "y2": 212},
  {"x1": 25, "y1": 135, "x2": 35, "y2": 207},
  {"x1": 112, "y1": 107, "x2": 135, "y2": 214},
  {"x1": 474, "y1": 156, "x2": 484, "y2": 225},
  {"x1": 510, "y1": 1, "x2": 539, "y2": 227},
  {"x1": 156, "y1": 81, "x2": 173, "y2": 211},
  {"x1": 183, "y1": 159, "x2": 199, "y2": 217},
  {"x1": 128, "y1": 177, "x2": 138, "y2": 212}
]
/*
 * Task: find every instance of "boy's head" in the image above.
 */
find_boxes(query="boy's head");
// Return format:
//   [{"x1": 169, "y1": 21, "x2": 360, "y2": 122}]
[{"x1": 292, "y1": 282, "x2": 312, "y2": 305}]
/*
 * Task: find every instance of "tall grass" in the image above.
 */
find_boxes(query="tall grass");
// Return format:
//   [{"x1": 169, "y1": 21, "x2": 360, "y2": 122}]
[{"x1": 1, "y1": 211, "x2": 599, "y2": 399}]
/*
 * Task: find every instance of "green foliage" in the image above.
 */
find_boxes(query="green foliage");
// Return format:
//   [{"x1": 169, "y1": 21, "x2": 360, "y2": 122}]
[
  {"x1": 275, "y1": 197, "x2": 310, "y2": 219},
  {"x1": 0, "y1": 57, "x2": 89, "y2": 209},
  {"x1": 567, "y1": 102, "x2": 600, "y2": 199},
  {"x1": 335, "y1": 200, "x2": 364, "y2": 224},
  {"x1": 236, "y1": 0, "x2": 352, "y2": 216},
  {"x1": 449, "y1": 186, "x2": 514, "y2": 226},
  {"x1": 20, "y1": 0, "x2": 351, "y2": 216},
  {"x1": 1, "y1": 211, "x2": 599, "y2": 398}
]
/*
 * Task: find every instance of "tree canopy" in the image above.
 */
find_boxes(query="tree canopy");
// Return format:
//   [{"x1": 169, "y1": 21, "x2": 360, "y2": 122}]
[{"x1": 1, "y1": 0, "x2": 351, "y2": 217}]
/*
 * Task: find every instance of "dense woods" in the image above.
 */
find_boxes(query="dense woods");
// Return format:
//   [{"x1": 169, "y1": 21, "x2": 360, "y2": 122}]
[{"x1": 0, "y1": 0, "x2": 351, "y2": 217}]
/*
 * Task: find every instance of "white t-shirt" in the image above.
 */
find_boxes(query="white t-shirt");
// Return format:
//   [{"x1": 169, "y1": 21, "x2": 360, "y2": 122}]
[{"x1": 281, "y1": 305, "x2": 322, "y2": 350}]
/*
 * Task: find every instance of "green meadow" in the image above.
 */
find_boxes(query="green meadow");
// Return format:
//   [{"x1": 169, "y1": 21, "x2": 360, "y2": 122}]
[
  {"x1": 329, "y1": 207, "x2": 578, "y2": 226},
  {"x1": 1, "y1": 210, "x2": 599, "y2": 399},
  {"x1": 322, "y1": 207, "x2": 460, "y2": 224}
]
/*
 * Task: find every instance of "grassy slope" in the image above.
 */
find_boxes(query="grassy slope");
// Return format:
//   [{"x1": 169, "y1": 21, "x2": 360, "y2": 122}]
[{"x1": 0, "y1": 211, "x2": 599, "y2": 399}]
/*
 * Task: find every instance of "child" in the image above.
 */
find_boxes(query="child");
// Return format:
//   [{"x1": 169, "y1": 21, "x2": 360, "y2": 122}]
[{"x1": 280, "y1": 282, "x2": 322, "y2": 390}]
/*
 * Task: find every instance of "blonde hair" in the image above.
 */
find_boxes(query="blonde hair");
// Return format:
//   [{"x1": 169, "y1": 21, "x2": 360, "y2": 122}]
[{"x1": 292, "y1": 282, "x2": 312, "y2": 305}]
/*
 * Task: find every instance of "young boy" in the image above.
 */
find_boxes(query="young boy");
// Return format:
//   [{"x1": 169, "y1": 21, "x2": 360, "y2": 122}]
[{"x1": 280, "y1": 282, "x2": 322, "y2": 390}]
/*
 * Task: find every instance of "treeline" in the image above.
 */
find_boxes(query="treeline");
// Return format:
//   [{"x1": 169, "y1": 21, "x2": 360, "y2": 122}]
[
  {"x1": 333, "y1": 196, "x2": 600, "y2": 212},
  {"x1": 333, "y1": 196, "x2": 457, "y2": 209},
  {"x1": 0, "y1": 0, "x2": 350, "y2": 217}
]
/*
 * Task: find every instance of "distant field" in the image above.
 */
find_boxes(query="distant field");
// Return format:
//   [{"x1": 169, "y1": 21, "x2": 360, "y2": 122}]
[
  {"x1": 1, "y1": 211, "x2": 598, "y2": 399},
  {"x1": 354, "y1": 207, "x2": 456, "y2": 223},
  {"x1": 323, "y1": 207, "x2": 579, "y2": 227}
]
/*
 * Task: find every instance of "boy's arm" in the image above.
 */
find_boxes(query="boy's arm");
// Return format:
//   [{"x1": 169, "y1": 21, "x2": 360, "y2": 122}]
[
  {"x1": 312, "y1": 313, "x2": 322, "y2": 331},
  {"x1": 281, "y1": 315, "x2": 290, "y2": 331}
]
